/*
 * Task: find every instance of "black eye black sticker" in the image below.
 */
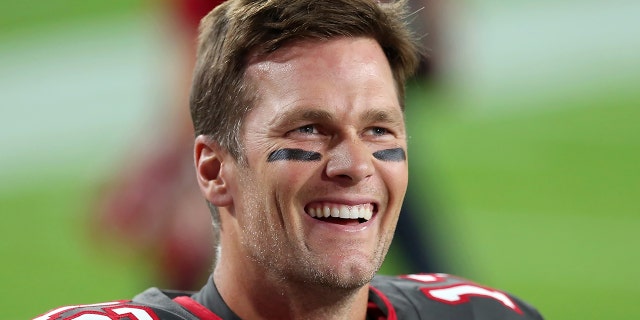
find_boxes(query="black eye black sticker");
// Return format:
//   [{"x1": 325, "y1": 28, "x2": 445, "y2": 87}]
[
  {"x1": 372, "y1": 148, "x2": 406, "y2": 162},
  {"x1": 267, "y1": 148, "x2": 322, "y2": 162}
]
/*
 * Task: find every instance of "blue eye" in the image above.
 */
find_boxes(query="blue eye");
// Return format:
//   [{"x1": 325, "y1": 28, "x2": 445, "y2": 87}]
[
  {"x1": 297, "y1": 125, "x2": 318, "y2": 134},
  {"x1": 370, "y1": 127, "x2": 388, "y2": 136}
]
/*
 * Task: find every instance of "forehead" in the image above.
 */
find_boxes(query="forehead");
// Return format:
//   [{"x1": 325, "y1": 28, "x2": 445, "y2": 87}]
[
  {"x1": 247, "y1": 36, "x2": 389, "y2": 73},
  {"x1": 243, "y1": 37, "x2": 401, "y2": 124}
]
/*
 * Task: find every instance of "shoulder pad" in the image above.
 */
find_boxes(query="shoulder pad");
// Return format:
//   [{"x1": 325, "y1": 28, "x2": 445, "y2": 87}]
[
  {"x1": 34, "y1": 288, "x2": 200, "y2": 320},
  {"x1": 371, "y1": 273, "x2": 543, "y2": 320},
  {"x1": 33, "y1": 300, "x2": 170, "y2": 320}
]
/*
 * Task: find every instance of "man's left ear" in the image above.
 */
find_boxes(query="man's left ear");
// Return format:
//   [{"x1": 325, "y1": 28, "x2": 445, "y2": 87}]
[{"x1": 194, "y1": 135, "x2": 233, "y2": 207}]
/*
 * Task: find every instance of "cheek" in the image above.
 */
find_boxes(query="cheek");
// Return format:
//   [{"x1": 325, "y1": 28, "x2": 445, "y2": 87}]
[
  {"x1": 380, "y1": 162, "x2": 409, "y2": 195},
  {"x1": 258, "y1": 161, "x2": 316, "y2": 197},
  {"x1": 272, "y1": 162, "x2": 318, "y2": 188},
  {"x1": 234, "y1": 169, "x2": 262, "y2": 213}
]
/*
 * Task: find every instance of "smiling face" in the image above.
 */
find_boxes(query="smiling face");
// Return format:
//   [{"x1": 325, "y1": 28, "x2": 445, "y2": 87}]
[{"x1": 223, "y1": 37, "x2": 407, "y2": 289}]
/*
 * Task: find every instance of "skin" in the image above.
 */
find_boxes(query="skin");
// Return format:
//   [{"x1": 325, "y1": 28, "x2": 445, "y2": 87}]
[{"x1": 195, "y1": 37, "x2": 408, "y2": 319}]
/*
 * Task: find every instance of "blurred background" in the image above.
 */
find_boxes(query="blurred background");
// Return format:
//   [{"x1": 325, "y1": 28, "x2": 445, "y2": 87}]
[{"x1": 1, "y1": 0, "x2": 639, "y2": 319}]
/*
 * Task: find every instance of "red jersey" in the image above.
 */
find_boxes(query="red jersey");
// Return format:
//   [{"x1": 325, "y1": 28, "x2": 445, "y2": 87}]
[{"x1": 34, "y1": 273, "x2": 543, "y2": 319}]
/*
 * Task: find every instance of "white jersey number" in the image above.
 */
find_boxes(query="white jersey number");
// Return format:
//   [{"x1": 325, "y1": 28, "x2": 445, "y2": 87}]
[
  {"x1": 404, "y1": 273, "x2": 523, "y2": 315},
  {"x1": 34, "y1": 303, "x2": 159, "y2": 320},
  {"x1": 422, "y1": 284, "x2": 523, "y2": 314}
]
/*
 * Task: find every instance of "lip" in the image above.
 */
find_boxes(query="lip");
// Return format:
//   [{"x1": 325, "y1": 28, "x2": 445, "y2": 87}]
[{"x1": 305, "y1": 196, "x2": 380, "y2": 208}]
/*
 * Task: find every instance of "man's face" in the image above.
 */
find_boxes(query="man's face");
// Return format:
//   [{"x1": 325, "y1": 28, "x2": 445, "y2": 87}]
[{"x1": 227, "y1": 37, "x2": 407, "y2": 289}]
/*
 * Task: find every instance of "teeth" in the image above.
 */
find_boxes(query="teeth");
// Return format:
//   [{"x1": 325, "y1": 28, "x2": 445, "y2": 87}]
[
  {"x1": 363, "y1": 209, "x2": 372, "y2": 220},
  {"x1": 339, "y1": 207, "x2": 349, "y2": 218},
  {"x1": 306, "y1": 204, "x2": 374, "y2": 221},
  {"x1": 349, "y1": 207, "x2": 359, "y2": 219}
]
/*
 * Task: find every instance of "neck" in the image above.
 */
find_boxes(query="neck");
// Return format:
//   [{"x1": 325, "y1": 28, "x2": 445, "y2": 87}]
[{"x1": 213, "y1": 243, "x2": 370, "y2": 319}]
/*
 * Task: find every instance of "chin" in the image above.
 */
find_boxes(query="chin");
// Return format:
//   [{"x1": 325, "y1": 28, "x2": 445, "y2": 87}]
[
  {"x1": 306, "y1": 255, "x2": 381, "y2": 290},
  {"x1": 308, "y1": 268, "x2": 375, "y2": 290}
]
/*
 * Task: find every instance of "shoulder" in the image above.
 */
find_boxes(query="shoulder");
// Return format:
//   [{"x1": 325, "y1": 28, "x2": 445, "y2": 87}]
[
  {"x1": 32, "y1": 288, "x2": 205, "y2": 320},
  {"x1": 371, "y1": 273, "x2": 544, "y2": 320}
]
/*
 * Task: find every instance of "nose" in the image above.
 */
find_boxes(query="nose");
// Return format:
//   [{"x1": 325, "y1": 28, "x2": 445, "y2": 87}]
[{"x1": 325, "y1": 136, "x2": 374, "y2": 183}]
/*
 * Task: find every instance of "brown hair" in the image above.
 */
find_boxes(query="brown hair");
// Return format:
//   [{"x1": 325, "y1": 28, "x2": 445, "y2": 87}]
[
  {"x1": 190, "y1": 0, "x2": 420, "y2": 161},
  {"x1": 190, "y1": 0, "x2": 419, "y2": 246}
]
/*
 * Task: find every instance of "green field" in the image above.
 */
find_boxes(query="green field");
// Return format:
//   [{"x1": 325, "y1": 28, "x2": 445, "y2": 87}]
[
  {"x1": 0, "y1": 0, "x2": 145, "y2": 39},
  {"x1": 1, "y1": 1, "x2": 639, "y2": 319},
  {"x1": 4, "y1": 83, "x2": 638, "y2": 319},
  {"x1": 403, "y1": 81, "x2": 640, "y2": 319}
]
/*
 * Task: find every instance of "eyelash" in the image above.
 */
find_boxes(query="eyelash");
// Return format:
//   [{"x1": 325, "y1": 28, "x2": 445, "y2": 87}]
[
  {"x1": 369, "y1": 127, "x2": 389, "y2": 136},
  {"x1": 289, "y1": 125, "x2": 393, "y2": 138},
  {"x1": 296, "y1": 124, "x2": 318, "y2": 135}
]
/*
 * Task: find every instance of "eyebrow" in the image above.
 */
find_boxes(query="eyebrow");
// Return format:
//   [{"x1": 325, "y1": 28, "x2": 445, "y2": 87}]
[
  {"x1": 271, "y1": 106, "x2": 403, "y2": 128},
  {"x1": 360, "y1": 108, "x2": 403, "y2": 125},
  {"x1": 271, "y1": 108, "x2": 335, "y2": 127}
]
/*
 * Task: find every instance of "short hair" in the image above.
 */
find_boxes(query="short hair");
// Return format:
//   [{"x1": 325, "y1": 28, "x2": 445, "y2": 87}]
[
  {"x1": 189, "y1": 0, "x2": 420, "y2": 247},
  {"x1": 190, "y1": 0, "x2": 419, "y2": 160}
]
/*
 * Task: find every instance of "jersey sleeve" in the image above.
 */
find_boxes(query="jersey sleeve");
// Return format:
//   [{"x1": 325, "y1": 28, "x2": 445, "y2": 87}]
[
  {"x1": 33, "y1": 288, "x2": 203, "y2": 320},
  {"x1": 370, "y1": 273, "x2": 544, "y2": 320},
  {"x1": 32, "y1": 301, "x2": 166, "y2": 320}
]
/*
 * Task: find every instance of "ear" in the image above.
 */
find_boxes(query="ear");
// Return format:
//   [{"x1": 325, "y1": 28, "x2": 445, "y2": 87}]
[{"x1": 194, "y1": 135, "x2": 233, "y2": 207}]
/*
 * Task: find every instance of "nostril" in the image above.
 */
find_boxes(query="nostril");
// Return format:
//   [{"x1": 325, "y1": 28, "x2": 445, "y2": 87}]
[{"x1": 325, "y1": 153, "x2": 374, "y2": 183}]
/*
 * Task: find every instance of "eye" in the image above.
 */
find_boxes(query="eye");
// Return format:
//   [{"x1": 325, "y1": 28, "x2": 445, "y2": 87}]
[
  {"x1": 368, "y1": 127, "x2": 389, "y2": 136},
  {"x1": 287, "y1": 124, "x2": 320, "y2": 138},
  {"x1": 296, "y1": 124, "x2": 319, "y2": 135}
]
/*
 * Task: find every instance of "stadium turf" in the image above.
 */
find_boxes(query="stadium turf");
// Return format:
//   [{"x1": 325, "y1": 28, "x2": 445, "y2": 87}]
[
  {"x1": 403, "y1": 81, "x2": 640, "y2": 319},
  {"x1": 3, "y1": 83, "x2": 637, "y2": 319}
]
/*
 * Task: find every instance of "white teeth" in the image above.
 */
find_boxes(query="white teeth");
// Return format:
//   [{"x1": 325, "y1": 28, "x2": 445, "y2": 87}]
[
  {"x1": 307, "y1": 204, "x2": 373, "y2": 221},
  {"x1": 364, "y1": 209, "x2": 372, "y2": 220},
  {"x1": 349, "y1": 207, "x2": 359, "y2": 219},
  {"x1": 339, "y1": 207, "x2": 350, "y2": 218}
]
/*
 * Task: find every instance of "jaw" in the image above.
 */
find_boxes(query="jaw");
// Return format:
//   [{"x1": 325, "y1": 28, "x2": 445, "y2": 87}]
[{"x1": 294, "y1": 203, "x2": 394, "y2": 284}]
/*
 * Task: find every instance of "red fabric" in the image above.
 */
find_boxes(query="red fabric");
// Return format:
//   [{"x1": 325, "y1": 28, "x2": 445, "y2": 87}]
[
  {"x1": 175, "y1": 0, "x2": 226, "y2": 30},
  {"x1": 369, "y1": 285, "x2": 397, "y2": 320},
  {"x1": 174, "y1": 296, "x2": 224, "y2": 320},
  {"x1": 367, "y1": 300, "x2": 387, "y2": 320}
]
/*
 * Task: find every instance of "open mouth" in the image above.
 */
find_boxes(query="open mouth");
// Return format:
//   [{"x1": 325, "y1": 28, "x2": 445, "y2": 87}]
[{"x1": 305, "y1": 203, "x2": 376, "y2": 224}]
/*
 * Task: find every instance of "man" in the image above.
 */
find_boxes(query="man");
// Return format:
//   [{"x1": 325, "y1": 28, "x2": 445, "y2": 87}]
[{"x1": 35, "y1": 0, "x2": 543, "y2": 319}]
